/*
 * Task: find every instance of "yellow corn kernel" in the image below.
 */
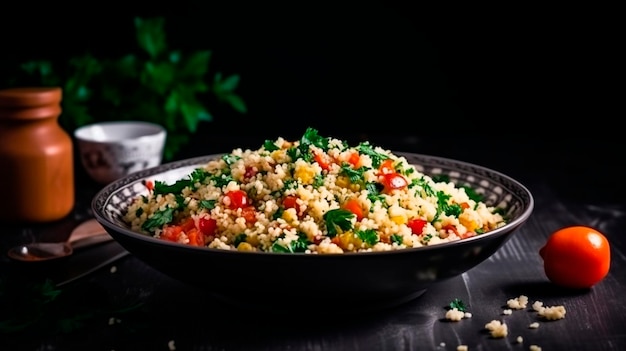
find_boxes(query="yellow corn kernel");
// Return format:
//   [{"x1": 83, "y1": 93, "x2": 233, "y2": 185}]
[
  {"x1": 246, "y1": 234, "x2": 260, "y2": 247},
  {"x1": 335, "y1": 176, "x2": 350, "y2": 189},
  {"x1": 294, "y1": 164, "x2": 316, "y2": 184},
  {"x1": 335, "y1": 232, "x2": 352, "y2": 250},
  {"x1": 281, "y1": 208, "x2": 298, "y2": 224},
  {"x1": 270, "y1": 149, "x2": 285, "y2": 160},
  {"x1": 237, "y1": 242, "x2": 254, "y2": 251},
  {"x1": 390, "y1": 215, "x2": 407, "y2": 225},
  {"x1": 459, "y1": 216, "x2": 478, "y2": 232}
]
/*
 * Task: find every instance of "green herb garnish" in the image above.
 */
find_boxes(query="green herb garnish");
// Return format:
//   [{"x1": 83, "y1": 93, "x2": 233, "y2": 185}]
[
  {"x1": 356, "y1": 229, "x2": 379, "y2": 246},
  {"x1": 233, "y1": 233, "x2": 248, "y2": 247},
  {"x1": 323, "y1": 208, "x2": 354, "y2": 237},
  {"x1": 448, "y1": 298, "x2": 468, "y2": 312},
  {"x1": 263, "y1": 140, "x2": 280, "y2": 151},
  {"x1": 356, "y1": 142, "x2": 389, "y2": 168},
  {"x1": 390, "y1": 234, "x2": 403, "y2": 245},
  {"x1": 141, "y1": 207, "x2": 175, "y2": 232},
  {"x1": 199, "y1": 200, "x2": 217, "y2": 210}
]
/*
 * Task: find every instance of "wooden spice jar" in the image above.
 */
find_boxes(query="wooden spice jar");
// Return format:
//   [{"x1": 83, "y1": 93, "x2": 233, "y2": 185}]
[{"x1": 0, "y1": 87, "x2": 75, "y2": 222}]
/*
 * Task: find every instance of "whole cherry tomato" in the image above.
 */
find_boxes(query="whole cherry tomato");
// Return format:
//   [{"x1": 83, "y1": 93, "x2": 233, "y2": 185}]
[{"x1": 539, "y1": 225, "x2": 611, "y2": 289}]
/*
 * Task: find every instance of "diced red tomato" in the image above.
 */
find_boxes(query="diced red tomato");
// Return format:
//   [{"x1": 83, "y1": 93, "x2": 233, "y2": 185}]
[
  {"x1": 379, "y1": 232, "x2": 391, "y2": 244},
  {"x1": 283, "y1": 195, "x2": 298, "y2": 210},
  {"x1": 144, "y1": 180, "x2": 154, "y2": 191},
  {"x1": 282, "y1": 195, "x2": 306, "y2": 217},
  {"x1": 243, "y1": 166, "x2": 258, "y2": 180},
  {"x1": 198, "y1": 217, "x2": 217, "y2": 236},
  {"x1": 313, "y1": 151, "x2": 332, "y2": 171},
  {"x1": 460, "y1": 202, "x2": 470, "y2": 210},
  {"x1": 443, "y1": 224, "x2": 459, "y2": 236},
  {"x1": 459, "y1": 231, "x2": 476, "y2": 239},
  {"x1": 179, "y1": 217, "x2": 196, "y2": 233},
  {"x1": 347, "y1": 152, "x2": 360, "y2": 167},
  {"x1": 186, "y1": 228, "x2": 204, "y2": 246},
  {"x1": 343, "y1": 198, "x2": 364, "y2": 221},
  {"x1": 381, "y1": 173, "x2": 408, "y2": 192},
  {"x1": 407, "y1": 218, "x2": 427, "y2": 235},
  {"x1": 378, "y1": 159, "x2": 395, "y2": 174},
  {"x1": 241, "y1": 206, "x2": 257, "y2": 225},
  {"x1": 160, "y1": 225, "x2": 182, "y2": 242},
  {"x1": 225, "y1": 190, "x2": 249, "y2": 209}
]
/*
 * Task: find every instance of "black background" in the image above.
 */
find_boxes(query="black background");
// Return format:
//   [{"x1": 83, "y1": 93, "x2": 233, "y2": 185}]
[{"x1": 1, "y1": 2, "x2": 622, "y2": 201}]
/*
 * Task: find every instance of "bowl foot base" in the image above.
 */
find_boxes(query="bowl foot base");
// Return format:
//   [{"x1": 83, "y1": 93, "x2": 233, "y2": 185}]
[{"x1": 208, "y1": 288, "x2": 428, "y2": 316}]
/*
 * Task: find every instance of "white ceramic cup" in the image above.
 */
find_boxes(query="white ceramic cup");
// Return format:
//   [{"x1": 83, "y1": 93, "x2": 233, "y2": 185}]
[{"x1": 74, "y1": 121, "x2": 167, "y2": 184}]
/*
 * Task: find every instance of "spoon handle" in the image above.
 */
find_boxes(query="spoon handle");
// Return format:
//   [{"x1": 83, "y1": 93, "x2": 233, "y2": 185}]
[
  {"x1": 71, "y1": 233, "x2": 114, "y2": 251},
  {"x1": 68, "y1": 219, "x2": 113, "y2": 250}
]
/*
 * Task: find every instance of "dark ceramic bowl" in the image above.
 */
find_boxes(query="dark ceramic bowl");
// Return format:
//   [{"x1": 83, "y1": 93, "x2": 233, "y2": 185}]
[{"x1": 92, "y1": 152, "x2": 534, "y2": 313}]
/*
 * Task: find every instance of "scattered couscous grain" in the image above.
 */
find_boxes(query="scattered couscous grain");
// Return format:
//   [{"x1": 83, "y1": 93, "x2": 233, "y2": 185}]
[
  {"x1": 123, "y1": 128, "x2": 506, "y2": 254},
  {"x1": 168, "y1": 340, "x2": 176, "y2": 351},
  {"x1": 529, "y1": 345, "x2": 542, "y2": 351},
  {"x1": 502, "y1": 309, "x2": 513, "y2": 315},
  {"x1": 516, "y1": 336, "x2": 523, "y2": 343},
  {"x1": 506, "y1": 295, "x2": 529, "y2": 309},
  {"x1": 529, "y1": 322, "x2": 540, "y2": 329},
  {"x1": 446, "y1": 308, "x2": 466, "y2": 321},
  {"x1": 485, "y1": 320, "x2": 508, "y2": 338},
  {"x1": 457, "y1": 345, "x2": 468, "y2": 351},
  {"x1": 110, "y1": 265, "x2": 117, "y2": 273},
  {"x1": 532, "y1": 300, "x2": 566, "y2": 319},
  {"x1": 537, "y1": 305, "x2": 566, "y2": 320}
]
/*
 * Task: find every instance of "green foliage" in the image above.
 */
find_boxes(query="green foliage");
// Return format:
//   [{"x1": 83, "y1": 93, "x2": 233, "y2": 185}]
[
  {"x1": 9, "y1": 17, "x2": 247, "y2": 161},
  {"x1": 448, "y1": 298, "x2": 468, "y2": 312}
]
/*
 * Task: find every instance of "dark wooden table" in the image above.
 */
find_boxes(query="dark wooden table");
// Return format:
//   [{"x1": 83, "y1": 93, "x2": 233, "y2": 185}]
[{"x1": 1, "y1": 135, "x2": 624, "y2": 351}]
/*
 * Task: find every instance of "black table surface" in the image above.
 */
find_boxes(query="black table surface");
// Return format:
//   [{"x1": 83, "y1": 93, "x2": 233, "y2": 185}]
[{"x1": 1, "y1": 135, "x2": 625, "y2": 351}]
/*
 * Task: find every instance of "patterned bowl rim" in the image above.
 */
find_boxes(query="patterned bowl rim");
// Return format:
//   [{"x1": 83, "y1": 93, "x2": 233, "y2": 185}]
[{"x1": 92, "y1": 152, "x2": 534, "y2": 257}]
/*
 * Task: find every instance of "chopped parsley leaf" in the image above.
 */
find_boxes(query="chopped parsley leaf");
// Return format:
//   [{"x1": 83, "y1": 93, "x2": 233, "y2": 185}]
[
  {"x1": 296, "y1": 127, "x2": 329, "y2": 162},
  {"x1": 141, "y1": 207, "x2": 175, "y2": 232},
  {"x1": 286, "y1": 147, "x2": 299, "y2": 161},
  {"x1": 448, "y1": 298, "x2": 468, "y2": 312},
  {"x1": 153, "y1": 168, "x2": 209, "y2": 195},
  {"x1": 199, "y1": 200, "x2": 216, "y2": 210},
  {"x1": 283, "y1": 178, "x2": 297, "y2": 190},
  {"x1": 435, "y1": 192, "x2": 462, "y2": 218},
  {"x1": 340, "y1": 163, "x2": 368, "y2": 184},
  {"x1": 461, "y1": 185, "x2": 483, "y2": 202},
  {"x1": 271, "y1": 233, "x2": 310, "y2": 253},
  {"x1": 272, "y1": 207, "x2": 284, "y2": 220},
  {"x1": 233, "y1": 233, "x2": 248, "y2": 247},
  {"x1": 409, "y1": 177, "x2": 436, "y2": 197},
  {"x1": 263, "y1": 140, "x2": 280, "y2": 151},
  {"x1": 323, "y1": 208, "x2": 354, "y2": 237},
  {"x1": 390, "y1": 234, "x2": 403, "y2": 245},
  {"x1": 210, "y1": 174, "x2": 234, "y2": 188},
  {"x1": 312, "y1": 174, "x2": 325, "y2": 188},
  {"x1": 356, "y1": 142, "x2": 389, "y2": 168},
  {"x1": 356, "y1": 229, "x2": 379, "y2": 246},
  {"x1": 431, "y1": 174, "x2": 450, "y2": 183},
  {"x1": 300, "y1": 127, "x2": 329, "y2": 150},
  {"x1": 421, "y1": 233, "x2": 433, "y2": 244},
  {"x1": 221, "y1": 154, "x2": 240, "y2": 166},
  {"x1": 365, "y1": 182, "x2": 387, "y2": 208}
]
